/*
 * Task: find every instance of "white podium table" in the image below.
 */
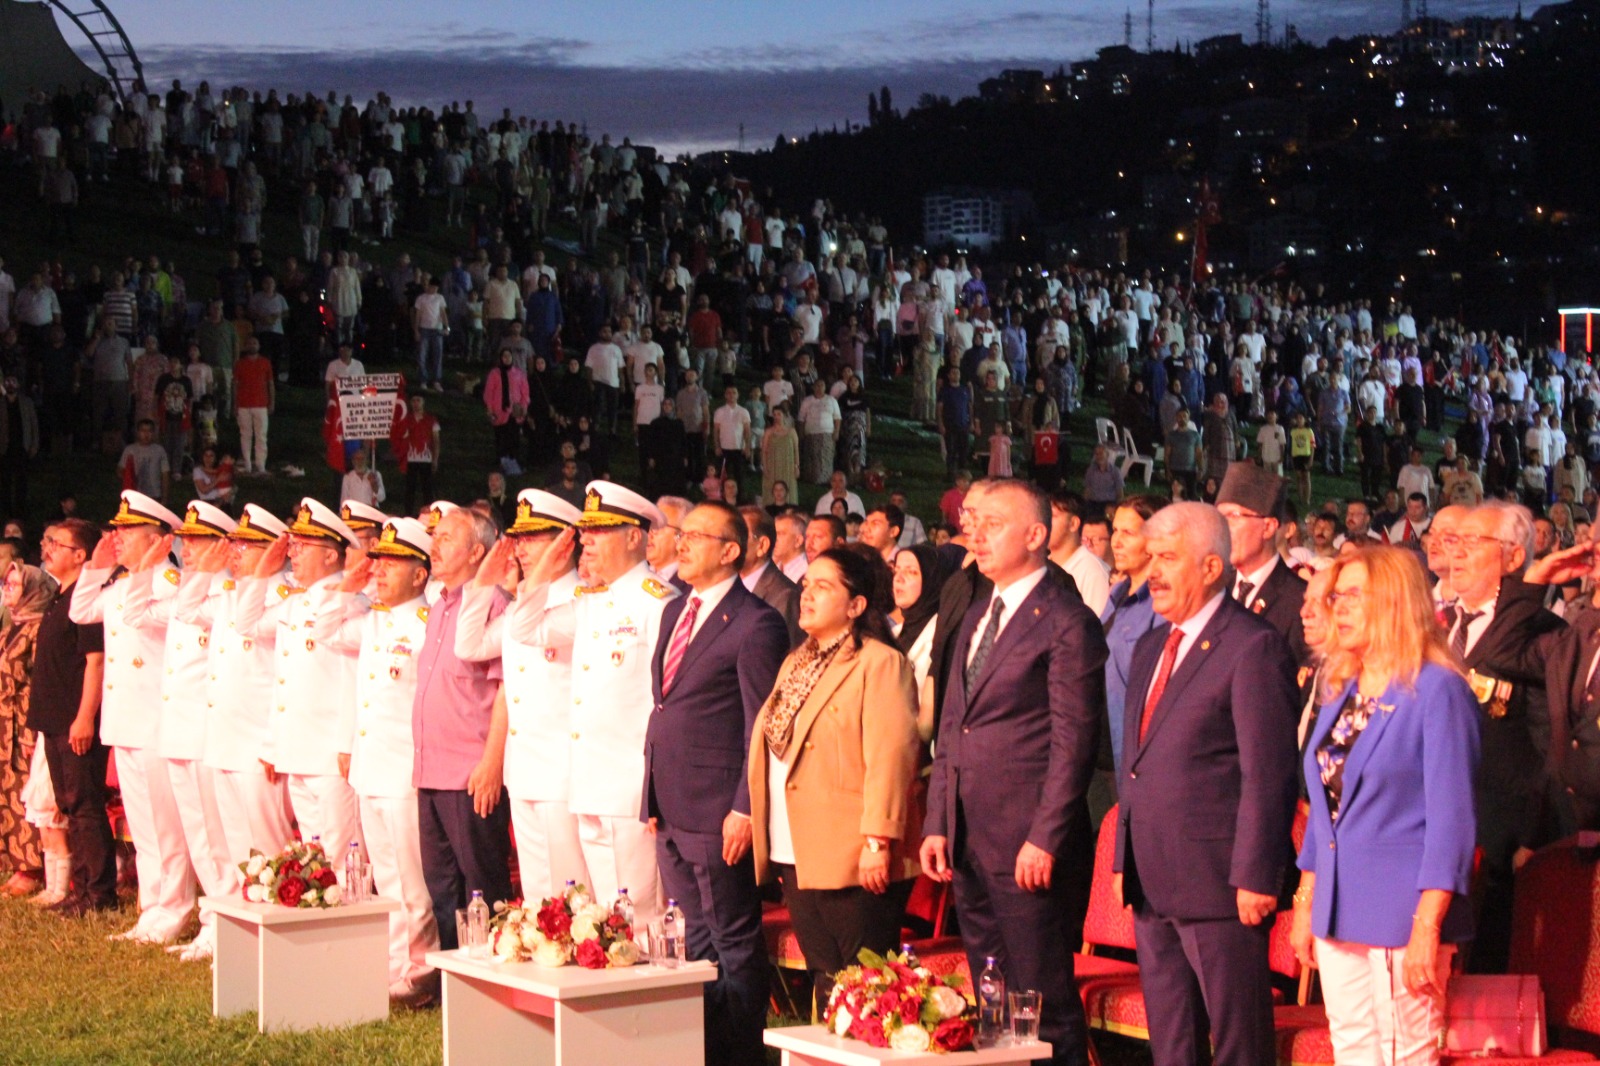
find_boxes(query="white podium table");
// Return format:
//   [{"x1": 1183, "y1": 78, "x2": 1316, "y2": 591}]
[
  {"x1": 201, "y1": 895, "x2": 399, "y2": 1033},
  {"x1": 765, "y1": 1025, "x2": 1052, "y2": 1066},
  {"x1": 426, "y1": 949, "x2": 716, "y2": 1066}
]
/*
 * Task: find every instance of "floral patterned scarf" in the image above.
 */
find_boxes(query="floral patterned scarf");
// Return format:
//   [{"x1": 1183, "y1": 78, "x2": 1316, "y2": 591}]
[{"x1": 761, "y1": 631, "x2": 850, "y2": 760}]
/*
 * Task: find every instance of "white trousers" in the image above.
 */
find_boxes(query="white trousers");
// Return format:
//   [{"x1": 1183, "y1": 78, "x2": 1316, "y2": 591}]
[
  {"x1": 212, "y1": 765, "x2": 294, "y2": 864},
  {"x1": 1316, "y1": 936, "x2": 1455, "y2": 1066},
  {"x1": 287, "y1": 773, "x2": 363, "y2": 881},
  {"x1": 114, "y1": 745, "x2": 196, "y2": 938},
  {"x1": 359, "y1": 791, "x2": 438, "y2": 987},
  {"x1": 575, "y1": 813, "x2": 663, "y2": 926},
  {"x1": 237, "y1": 407, "x2": 268, "y2": 472},
  {"x1": 509, "y1": 798, "x2": 586, "y2": 903},
  {"x1": 165, "y1": 759, "x2": 239, "y2": 930}
]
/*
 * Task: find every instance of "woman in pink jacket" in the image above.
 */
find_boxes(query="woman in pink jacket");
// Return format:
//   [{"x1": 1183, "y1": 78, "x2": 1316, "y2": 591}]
[{"x1": 483, "y1": 346, "x2": 530, "y2": 473}]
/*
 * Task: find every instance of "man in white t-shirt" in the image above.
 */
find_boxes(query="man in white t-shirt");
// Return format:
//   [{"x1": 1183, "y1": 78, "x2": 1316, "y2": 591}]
[
  {"x1": 324, "y1": 340, "x2": 367, "y2": 384},
  {"x1": 712, "y1": 385, "x2": 753, "y2": 483},
  {"x1": 412, "y1": 277, "x2": 449, "y2": 392},
  {"x1": 1045, "y1": 491, "x2": 1111, "y2": 616},
  {"x1": 585, "y1": 326, "x2": 626, "y2": 438},
  {"x1": 792, "y1": 291, "x2": 824, "y2": 346},
  {"x1": 931, "y1": 255, "x2": 957, "y2": 308},
  {"x1": 762, "y1": 364, "x2": 794, "y2": 415},
  {"x1": 812, "y1": 470, "x2": 864, "y2": 517},
  {"x1": 626, "y1": 326, "x2": 664, "y2": 390}
]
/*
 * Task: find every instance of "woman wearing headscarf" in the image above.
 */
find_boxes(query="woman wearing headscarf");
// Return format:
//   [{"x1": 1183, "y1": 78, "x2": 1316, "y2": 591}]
[
  {"x1": 890, "y1": 544, "x2": 951, "y2": 742},
  {"x1": 0, "y1": 563, "x2": 61, "y2": 900},
  {"x1": 749, "y1": 548, "x2": 920, "y2": 1009}
]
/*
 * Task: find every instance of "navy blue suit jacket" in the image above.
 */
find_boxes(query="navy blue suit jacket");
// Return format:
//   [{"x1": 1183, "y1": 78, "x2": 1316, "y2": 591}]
[
  {"x1": 1113, "y1": 595, "x2": 1299, "y2": 921},
  {"x1": 641, "y1": 579, "x2": 789, "y2": 834},
  {"x1": 924, "y1": 574, "x2": 1108, "y2": 873}
]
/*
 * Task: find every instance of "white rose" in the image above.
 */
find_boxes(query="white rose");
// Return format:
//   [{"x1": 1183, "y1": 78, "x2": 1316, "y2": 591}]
[
  {"x1": 832, "y1": 1009, "x2": 853, "y2": 1037},
  {"x1": 246, "y1": 855, "x2": 266, "y2": 877},
  {"x1": 580, "y1": 903, "x2": 611, "y2": 928},
  {"x1": 519, "y1": 926, "x2": 543, "y2": 950},
  {"x1": 245, "y1": 884, "x2": 266, "y2": 903},
  {"x1": 607, "y1": 940, "x2": 641, "y2": 967},
  {"x1": 889, "y1": 1025, "x2": 932, "y2": 1053},
  {"x1": 495, "y1": 930, "x2": 523, "y2": 959},
  {"x1": 930, "y1": 985, "x2": 969, "y2": 1020},
  {"x1": 532, "y1": 938, "x2": 572, "y2": 968},
  {"x1": 258, "y1": 868, "x2": 275, "y2": 886},
  {"x1": 570, "y1": 917, "x2": 599, "y2": 943},
  {"x1": 324, "y1": 884, "x2": 342, "y2": 905},
  {"x1": 303, "y1": 887, "x2": 320, "y2": 905}
]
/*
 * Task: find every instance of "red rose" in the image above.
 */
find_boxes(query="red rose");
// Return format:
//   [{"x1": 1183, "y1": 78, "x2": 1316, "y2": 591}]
[
  {"x1": 576, "y1": 938, "x2": 607, "y2": 969},
  {"x1": 932, "y1": 1017, "x2": 974, "y2": 1052},
  {"x1": 899, "y1": 994, "x2": 923, "y2": 1024},
  {"x1": 537, "y1": 900, "x2": 573, "y2": 940},
  {"x1": 849, "y1": 1013, "x2": 889, "y2": 1047},
  {"x1": 313, "y1": 868, "x2": 338, "y2": 889},
  {"x1": 281, "y1": 859, "x2": 304, "y2": 876},
  {"x1": 276, "y1": 877, "x2": 307, "y2": 907}
]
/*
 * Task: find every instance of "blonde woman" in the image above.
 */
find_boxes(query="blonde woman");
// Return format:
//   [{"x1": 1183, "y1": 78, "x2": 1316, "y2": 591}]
[{"x1": 1291, "y1": 546, "x2": 1480, "y2": 1065}]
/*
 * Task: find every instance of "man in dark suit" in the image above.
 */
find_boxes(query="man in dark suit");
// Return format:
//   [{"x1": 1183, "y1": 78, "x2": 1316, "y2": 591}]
[
  {"x1": 1507, "y1": 532, "x2": 1600, "y2": 834},
  {"x1": 1113, "y1": 501, "x2": 1299, "y2": 1066},
  {"x1": 736, "y1": 506, "x2": 803, "y2": 648},
  {"x1": 642, "y1": 501, "x2": 788, "y2": 1066},
  {"x1": 1444, "y1": 500, "x2": 1564, "y2": 972},
  {"x1": 1215, "y1": 462, "x2": 1308, "y2": 665},
  {"x1": 922, "y1": 479, "x2": 1108, "y2": 1066}
]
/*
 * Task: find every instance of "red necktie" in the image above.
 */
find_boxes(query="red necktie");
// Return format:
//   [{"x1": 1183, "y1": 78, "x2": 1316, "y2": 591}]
[
  {"x1": 1404, "y1": 520, "x2": 1415, "y2": 543},
  {"x1": 660, "y1": 596, "x2": 701, "y2": 695},
  {"x1": 1139, "y1": 628, "x2": 1185, "y2": 745}
]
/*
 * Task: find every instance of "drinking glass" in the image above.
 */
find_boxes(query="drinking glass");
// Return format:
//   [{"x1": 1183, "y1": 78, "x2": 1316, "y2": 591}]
[
  {"x1": 1009, "y1": 990, "x2": 1042, "y2": 1045},
  {"x1": 454, "y1": 909, "x2": 470, "y2": 954},
  {"x1": 647, "y1": 919, "x2": 666, "y2": 966}
]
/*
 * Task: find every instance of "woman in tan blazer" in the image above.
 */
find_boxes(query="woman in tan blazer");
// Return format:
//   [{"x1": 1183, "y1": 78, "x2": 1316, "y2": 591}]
[{"x1": 749, "y1": 547, "x2": 920, "y2": 1004}]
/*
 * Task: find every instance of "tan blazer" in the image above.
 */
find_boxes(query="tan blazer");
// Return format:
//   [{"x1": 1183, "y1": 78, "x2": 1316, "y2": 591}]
[{"x1": 749, "y1": 635, "x2": 921, "y2": 890}]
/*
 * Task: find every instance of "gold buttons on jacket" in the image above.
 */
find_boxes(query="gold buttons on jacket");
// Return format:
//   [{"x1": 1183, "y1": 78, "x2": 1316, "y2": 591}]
[{"x1": 571, "y1": 732, "x2": 580, "y2": 740}]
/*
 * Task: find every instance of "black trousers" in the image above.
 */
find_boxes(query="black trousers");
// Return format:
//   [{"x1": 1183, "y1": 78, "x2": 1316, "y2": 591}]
[
  {"x1": 404, "y1": 464, "x2": 435, "y2": 517},
  {"x1": 658, "y1": 825, "x2": 766, "y2": 1066},
  {"x1": 775, "y1": 863, "x2": 912, "y2": 1009},
  {"x1": 417, "y1": 788, "x2": 512, "y2": 950},
  {"x1": 1133, "y1": 905, "x2": 1276, "y2": 1066},
  {"x1": 41, "y1": 731, "x2": 117, "y2": 906},
  {"x1": 954, "y1": 831, "x2": 1092, "y2": 1066}
]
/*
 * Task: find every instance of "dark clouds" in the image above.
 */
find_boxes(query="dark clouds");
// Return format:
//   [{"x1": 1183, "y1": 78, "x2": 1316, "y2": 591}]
[{"x1": 117, "y1": 1, "x2": 1517, "y2": 155}]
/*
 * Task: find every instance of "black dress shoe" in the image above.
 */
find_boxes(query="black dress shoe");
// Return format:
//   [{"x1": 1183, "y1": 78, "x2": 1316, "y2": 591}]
[{"x1": 49, "y1": 895, "x2": 119, "y2": 917}]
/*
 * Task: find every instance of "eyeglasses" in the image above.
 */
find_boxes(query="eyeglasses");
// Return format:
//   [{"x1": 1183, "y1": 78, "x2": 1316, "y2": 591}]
[
  {"x1": 1435, "y1": 534, "x2": 1510, "y2": 551},
  {"x1": 1325, "y1": 587, "x2": 1364, "y2": 609},
  {"x1": 678, "y1": 531, "x2": 733, "y2": 547},
  {"x1": 39, "y1": 536, "x2": 77, "y2": 552}
]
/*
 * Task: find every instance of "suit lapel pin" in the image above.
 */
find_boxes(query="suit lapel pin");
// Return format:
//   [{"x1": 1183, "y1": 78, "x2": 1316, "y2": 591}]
[
  {"x1": 1033, "y1": 607, "x2": 1041, "y2": 616},
  {"x1": 722, "y1": 614, "x2": 729, "y2": 622},
  {"x1": 1200, "y1": 640, "x2": 1211, "y2": 650}
]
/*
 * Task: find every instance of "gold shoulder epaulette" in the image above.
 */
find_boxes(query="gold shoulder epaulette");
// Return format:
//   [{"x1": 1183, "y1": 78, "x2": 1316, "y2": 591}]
[
  {"x1": 575, "y1": 583, "x2": 610, "y2": 597},
  {"x1": 164, "y1": 568, "x2": 181, "y2": 586},
  {"x1": 641, "y1": 578, "x2": 671, "y2": 599},
  {"x1": 417, "y1": 606, "x2": 430, "y2": 623},
  {"x1": 222, "y1": 579, "x2": 236, "y2": 591}
]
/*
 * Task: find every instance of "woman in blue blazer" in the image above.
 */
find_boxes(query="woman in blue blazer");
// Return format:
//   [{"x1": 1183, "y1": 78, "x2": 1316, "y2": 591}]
[{"x1": 1291, "y1": 546, "x2": 1480, "y2": 1066}]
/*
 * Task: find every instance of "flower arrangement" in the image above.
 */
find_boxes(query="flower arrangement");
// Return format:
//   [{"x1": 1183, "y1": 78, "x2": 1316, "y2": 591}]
[
  {"x1": 238, "y1": 841, "x2": 342, "y2": 908},
  {"x1": 824, "y1": 948, "x2": 975, "y2": 1053},
  {"x1": 488, "y1": 883, "x2": 640, "y2": 969}
]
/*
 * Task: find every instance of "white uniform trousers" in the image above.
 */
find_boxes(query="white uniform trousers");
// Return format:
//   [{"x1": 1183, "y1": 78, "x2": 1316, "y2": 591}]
[
  {"x1": 165, "y1": 759, "x2": 239, "y2": 933},
  {"x1": 1316, "y1": 937, "x2": 1456, "y2": 1066},
  {"x1": 286, "y1": 773, "x2": 364, "y2": 881},
  {"x1": 113, "y1": 745, "x2": 196, "y2": 939},
  {"x1": 212, "y1": 766, "x2": 294, "y2": 864},
  {"x1": 509, "y1": 799, "x2": 586, "y2": 903},
  {"x1": 575, "y1": 813, "x2": 663, "y2": 926},
  {"x1": 359, "y1": 791, "x2": 438, "y2": 987}
]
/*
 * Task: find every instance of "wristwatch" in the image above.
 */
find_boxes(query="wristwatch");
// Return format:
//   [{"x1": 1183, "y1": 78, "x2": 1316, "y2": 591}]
[{"x1": 864, "y1": 838, "x2": 885, "y2": 854}]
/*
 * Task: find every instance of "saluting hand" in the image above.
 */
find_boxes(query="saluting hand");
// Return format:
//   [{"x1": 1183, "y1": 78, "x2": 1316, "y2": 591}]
[
  {"x1": 136, "y1": 533, "x2": 175, "y2": 574},
  {"x1": 474, "y1": 536, "x2": 516, "y2": 589},
  {"x1": 90, "y1": 534, "x2": 119, "y2": 571},
  {"x1": 255, "y1": 535, "x2": 291, "y2": 579}
]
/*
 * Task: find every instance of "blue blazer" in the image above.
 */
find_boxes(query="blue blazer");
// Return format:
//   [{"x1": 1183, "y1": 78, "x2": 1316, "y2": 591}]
[
  {"x1": 641, "y1": 580, "x2": 789, "y2": 834},
  {"x1": 1297, "y1": 662, "x2": 1481, "y2": 948},
  {"x1": 924, "y1": 576, "x2": 1108, "y2": 873},
  {"x1": 1114, "y1": 596, "x2": 1300, "y2": 920}
]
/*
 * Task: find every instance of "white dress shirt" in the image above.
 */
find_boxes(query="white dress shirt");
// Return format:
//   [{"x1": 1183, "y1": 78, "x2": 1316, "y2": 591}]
[
  {"x1": 966, "y1": 565, "x2": 1048, "y2": 669},
  {"x1": 668, "y1": 574, "x2": 737, "y2": 648},
  {"x1": 1144, "y1": 590, "x2": 1227, "y2": 708}
]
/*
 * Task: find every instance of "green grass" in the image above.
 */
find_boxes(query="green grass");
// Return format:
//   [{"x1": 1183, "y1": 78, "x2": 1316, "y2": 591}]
[{"x1": 0, "y1": 898, "x2": 441, "y2": 1065}]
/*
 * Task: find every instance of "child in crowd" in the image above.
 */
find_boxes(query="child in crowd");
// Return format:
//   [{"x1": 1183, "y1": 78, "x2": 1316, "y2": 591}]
[
  {"x1": 465, "y1": 289, "x2": 484, "y2": 363},
  {"x1": 1256, "y1": 409, "x2": 1286, "y2": 476},
  {"x1": 119, "y1": 419, "x2": 170, "y2": 500},
  {"x1": 700, "y1": 462, "x2": 723, "y2": 501},
  {"x1": 1290, "y1": 414, "x2": 1316, "y2": 502},
  {"x1": 987, "y1": 420, "x2": 1013, "y2": 478}
]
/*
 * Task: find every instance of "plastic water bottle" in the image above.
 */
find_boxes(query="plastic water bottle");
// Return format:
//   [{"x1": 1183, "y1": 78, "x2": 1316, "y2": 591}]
[
  {"x1": 466, "y1": 891, "x2": 490, "y2": 958},
  {"x1": 571, "y1": 882, "x2": 593, "y2": 909},
  {"x1": 344, "y1": 841, "x2": 366, "y2": 902},
  {"x1": 977, "y1": 956, "x2": 1007, "y2": 1047},
  {"x1": 563, "y1": 878, "x2": 577, "y2": 900},
  {"x1": 612, "y1": 887, "x2": 635, "y2": 929},
  {"x1": 900, "y1": 942, "x2": 920, "y2": 967},
  {"x1": 660, "y1": 898, "x2": 686, "y2": 967}
]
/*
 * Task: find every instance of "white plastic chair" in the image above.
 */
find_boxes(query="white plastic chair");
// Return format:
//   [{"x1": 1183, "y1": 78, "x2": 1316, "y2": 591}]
[
  {"x1": 1121, "y1": 427, "x2": 1155, "y2": 487},
  {"x1": 1095, "y1": 418, "x2": 1127, "y2": 466}
]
